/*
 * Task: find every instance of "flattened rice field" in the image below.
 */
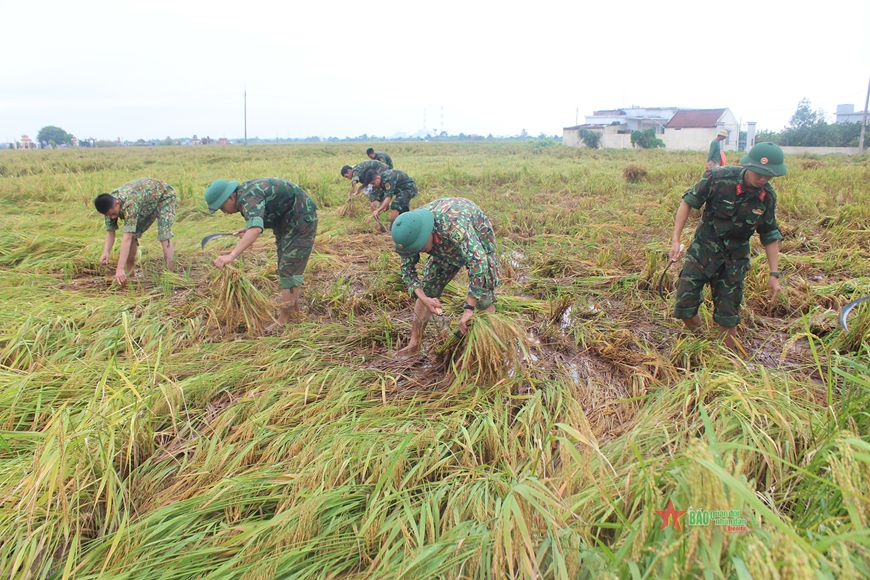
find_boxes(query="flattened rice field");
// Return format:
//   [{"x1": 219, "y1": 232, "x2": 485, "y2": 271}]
[{"x1": 1, "y1": 142, "x2": 869, "y2": 579}]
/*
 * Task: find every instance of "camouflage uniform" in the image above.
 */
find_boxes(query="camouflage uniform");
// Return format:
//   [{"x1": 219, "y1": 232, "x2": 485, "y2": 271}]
[
  {"x1": 234, "y1": 178, "x2": 318, "y2": 289},
  {"x1": 373, "y1": 151, "x2": 393, "y2": 169},
  {"x1": 400, "y1": 198, "x2": 499, "y2": 308},
  {"x1": 104, "y1": 178, "x2": 176, "y2": 241},
  {"x1": 674, "y1": 166, "x2": 782, "y2": 327},
  {"x1": 370, "y1": 169, "x2": 417, "y2": 214},
  {"x1": 351, "y1": 160, "x2": 389, "y2": 184}
]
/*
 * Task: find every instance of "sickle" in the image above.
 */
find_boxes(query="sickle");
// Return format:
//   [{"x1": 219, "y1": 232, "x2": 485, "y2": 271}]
[
  {"x1": 839, "y1": 295, "x2": 870, "y2": 332},
  {"x1": 200, "y1": 233, "x2": 235, "y2": 249}
]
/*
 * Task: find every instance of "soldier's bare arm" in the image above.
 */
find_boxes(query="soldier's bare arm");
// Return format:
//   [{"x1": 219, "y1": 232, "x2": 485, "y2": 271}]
[
  {"x1": 764, "y1": 240, "x2": 781, "y2": 302},
  {"x1": 214, "y1": 227, "x2": 262, "y2": 269},
  {"x1": 100, "y1": 231, "x2": 116, "y2": 265},
  {"x1": 670, "y1": 201, "x2": 692, "y2": 261}
]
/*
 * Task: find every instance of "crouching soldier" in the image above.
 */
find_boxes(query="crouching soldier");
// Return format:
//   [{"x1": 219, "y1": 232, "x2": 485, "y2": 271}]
[
  {"x1": 669, "y1": 142, "x2": 786, "y2": 349},
  {"x1": 204, "y1": 178, "x2": 318, "y2": 324},
  {"x1": 94, "y1": 177, "x2": 176, "y2": 286},
  {"x1": 340, "y1": 159, "x2": 389, "y2": 198},
  {"x1": 363, "y1": 168, "x2": 418, "y2": 229},
  {"x1": 391, "y1": 198, "x2": 499, "y2": 354},
  {"x1": 366, "y1": 148, "x2": 393, "y2": 169}
]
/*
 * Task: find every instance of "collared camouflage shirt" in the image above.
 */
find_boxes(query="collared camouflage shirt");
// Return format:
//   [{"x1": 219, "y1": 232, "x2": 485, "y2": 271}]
[
  {"x1": 351, "y1": 160, "x2": 389, "y2": 183},
  {"x1": 378, "y1": 169, "x2": 414, "y2": 197},
  {"x1": 400, "y1": 198, "x2": 497, "y2": 300},
  {"x1": 234, "y1": 178, "x2": 317, "y2": 231},
  {"x1": 682, "y1": 166, "x2": 782, "y2": 260},
  {"x1": 373, "y1": 151, "x2": 393, "y2": 169},
  {"x1": 104, "y1": 178, "x2": 175, "y2": 235}
]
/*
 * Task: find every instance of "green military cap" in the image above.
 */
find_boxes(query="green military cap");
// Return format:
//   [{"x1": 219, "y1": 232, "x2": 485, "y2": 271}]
[
  {"x1": 204, "y1": 179, "x2": 239, "y2": 213},
  {"x1": 741, "y1": 142, "x2": 787, "y2": 177},
  {"x1": 392, "y1": 208, "x2": 435, "y2": 257}
]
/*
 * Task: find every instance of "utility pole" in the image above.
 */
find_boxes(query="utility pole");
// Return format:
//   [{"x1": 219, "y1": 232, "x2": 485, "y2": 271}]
[
  {"x1": 860, "y1": 75, "x2": 869, "y2": 154},
  {"x1": 244, "y1": 89, "x2": 247, "y2": 146}
]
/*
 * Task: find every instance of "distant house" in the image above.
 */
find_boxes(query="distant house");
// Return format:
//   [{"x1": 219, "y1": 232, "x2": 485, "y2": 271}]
[
  {"x1": 18, "y1": 134, "x2": 35, "y2": 149},
  {"x1": 563, "y1": 107, "x2": 739, "y2": 151},
  {"x1": 836, "y1": 104, "x2": 867, "y2": 124},
  {"x1": 663, "y1": 108, "x2": 739, "y2": 151}
]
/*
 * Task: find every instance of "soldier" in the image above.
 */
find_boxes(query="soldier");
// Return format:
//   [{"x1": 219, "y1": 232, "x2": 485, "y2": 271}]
[
  {"x1": 94, "y1": 177, "x2": 176, "y2": 286},
  {"x1": 366, "y1": 148, "x2": 393, "y2": 169},
  {"x1": 204, "y1": 178, "x2": 318, "y2": 324},
  {"x1": 706, "y1": 129, "x2": 728, "y2": 169},
  {"x1": 340, "y1": 159, "x2": 389, "y2": 198},
  {"x1": 391, "y1": 198, "x2": 499, "y2": 354},
  {"x1": 362, "y1": 168, "x2": 418, "y2": 229},
  {"x1": 669, "y1": 142, "x2": 786, "y2": 349}
]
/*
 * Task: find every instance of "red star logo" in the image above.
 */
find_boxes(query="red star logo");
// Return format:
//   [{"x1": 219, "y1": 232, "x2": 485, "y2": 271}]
[{"x1": 655, "y1": 499, "x2": 687, "y2": 531}]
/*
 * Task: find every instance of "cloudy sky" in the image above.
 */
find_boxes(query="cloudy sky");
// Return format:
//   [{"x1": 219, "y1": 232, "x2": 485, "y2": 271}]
[{"x1": 3, "y1": 0, "x2": 868, "y2": 142}]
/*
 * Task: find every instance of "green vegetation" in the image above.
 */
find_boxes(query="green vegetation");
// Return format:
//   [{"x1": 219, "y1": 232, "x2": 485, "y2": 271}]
[
  {"x1": 36, "y1": 125, "x2": 73, "y2": 147},
  {"x1": 756, "y1": 98, "x2": 865, "y2": 147},
  {"x1": 0, "y1": 143, "x2": 869, "y2": 578},
  {"x1": 630, "y1": 128, "x2": 665, "y2": 149}
]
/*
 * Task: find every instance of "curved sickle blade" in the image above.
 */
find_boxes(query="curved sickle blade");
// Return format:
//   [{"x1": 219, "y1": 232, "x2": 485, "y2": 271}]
[
  {"x1": 839, "y1": 295, "x2": 870, "y2": 332},
  {"x1": 657, "y1": 260, "x2": 675, "y2": 302},
  {"x1": 200, "y1": 233, "x2": 234, "y2": 250}
]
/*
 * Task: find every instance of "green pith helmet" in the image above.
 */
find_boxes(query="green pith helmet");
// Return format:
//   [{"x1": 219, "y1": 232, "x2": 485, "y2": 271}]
[
  {"x1": 204, "y1": 180, "x2": 239, "y2": 213},
  {"x1": 740, "y1": 142, "x2": 787, "y2": 177},
  {"x1": 391, "y1": 208, "x2": 435, "y2": 256}
]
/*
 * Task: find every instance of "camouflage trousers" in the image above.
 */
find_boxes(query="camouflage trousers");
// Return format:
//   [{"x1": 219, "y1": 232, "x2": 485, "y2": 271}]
[
  {"x1": 133, "y1": 186, "x2": 176, "y2": 241},
  {"x1": 421, "y1": 254, "x2": 499, "y2": 309},
  {"x1": 273, "y1": 193, "x2": 318, "y2": 289},
  {"x1": 369, "y1": 182, "x2": 418, "y2": 214},
  {"x1": 673, "y1": 249, "x2": 750, "y2": 327}
]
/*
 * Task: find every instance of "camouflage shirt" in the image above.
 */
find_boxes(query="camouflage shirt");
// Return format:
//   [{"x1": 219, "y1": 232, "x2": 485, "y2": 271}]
[
  {"x1": 234, "y1": 178, "x2": 317, "y2": 231},
  {"x1": 400, "y1": 198, "x2": 497, "y2": 300},
  {"x1": 351, "y1": 160, "x2": 389, "y2": 183},
  {"x1": 373, "y1": 151, "x2": 393, "y2": 169},
  {"x1": 683, "y1": 166, "x2": 782, "y2": 258},
  {"x1": 377, "y1": 169, "x2": 415, "y2": 200},
  {"x1": 104, "y1": 178, "x2": 175, "y2": 234}
]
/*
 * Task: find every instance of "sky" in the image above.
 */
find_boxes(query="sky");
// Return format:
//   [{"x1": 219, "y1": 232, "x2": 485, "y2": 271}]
[{"x1": 2, "y1": 0, "x2": 869, "y2": 142}]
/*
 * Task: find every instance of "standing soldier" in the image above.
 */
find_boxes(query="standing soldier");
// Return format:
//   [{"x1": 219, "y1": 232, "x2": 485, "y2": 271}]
[
  {"x1": 669, "y1": 142, "x2": 786, "y2": 349},
  {"x1": 366, "y1": 148, "x2": 393, "y2": 169},
  {"x1": 204, "y1": 178, "x2": 318, "y2": 324},
  {"x1": 94, "y1": 177, "x2": 176, "y2": 286},
  {"x1": 362, "y1": 168, "x2": 418, "y2": 229},
  {"x1": 706, "y1": 129, "x2": 729, "y2": 168},
  {"x1": 340, "y1": 159, "x2": 389, "y2": 198},
  {"x1": 390, "y1": 198, "x2": 499, "y2": 354}
]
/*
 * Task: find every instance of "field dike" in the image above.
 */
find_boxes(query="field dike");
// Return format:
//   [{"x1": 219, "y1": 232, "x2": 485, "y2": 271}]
[{"x1": 0, "y1": 143, "x2": 869, "y2": 578}]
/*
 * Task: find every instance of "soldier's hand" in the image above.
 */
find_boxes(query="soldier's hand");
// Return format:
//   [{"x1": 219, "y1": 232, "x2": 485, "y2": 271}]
[
  {"x1": 232, "y1": 228, "x2": 246, "y2": 236},
  {"x1": 767, "y1": 276, "x2": 781, "y2": 303},
  {"x1": 214, "y1": 254, "x2": 235, "y2": 269},
  {"x1": 114, "y1": 268, "x2": 127, "y2": 287},
  {"x1": 458, "y1": 309, "x2": 474, "y2": 334},
  {"x1": 420, "y1": 296, "x2": 442, "y2": 315},
  {"x1": 100, "y1": 252, "x2": 110, "y2": 266},
  {"x1": 669, "y1": 240, "x2": 684, "y2": 262}
]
